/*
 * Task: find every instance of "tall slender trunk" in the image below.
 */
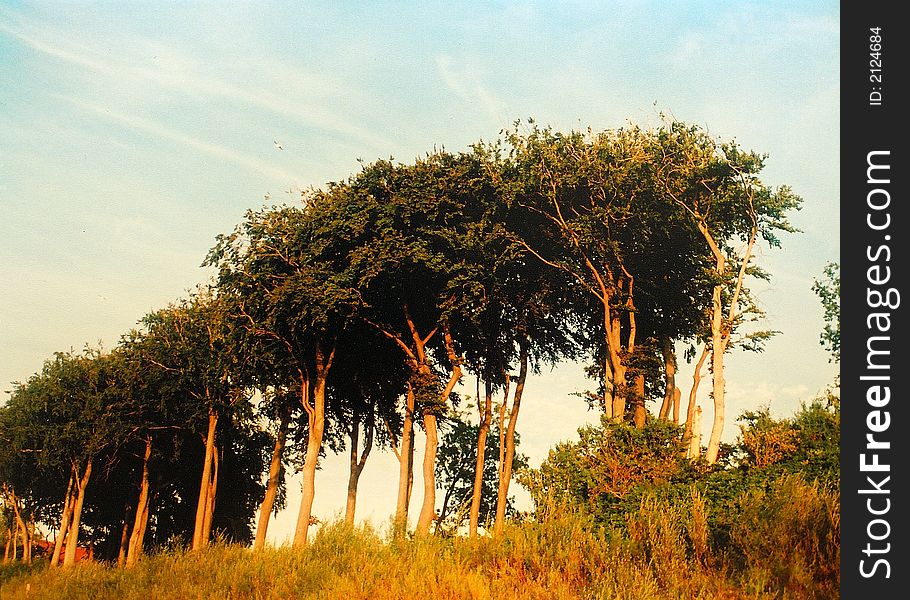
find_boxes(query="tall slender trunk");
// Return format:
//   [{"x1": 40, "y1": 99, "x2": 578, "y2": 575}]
[
  {"x1": 117, "y1": 515, "x2": 130, "y2": 567},
  {"x1": 606, "y1": 300, "x2": 628, "y2": 421},
  {"x1": 7, "y1": 488, "x2": 30, "y2": 564},
  {"x1": 294, "y1": 345, "x2": 335, "y2": 547},
  {"x1": 192, "y1": 410, "x2": 218, "y2": 550},
  {"x1": 672, "y1": 387, "x2": 682, "y2": 425},
  {"x1": 253, "y1": 407, "x2": 290, "y2": 550},
  {"x1": 202, "y1": 444, "x2": 219, "y2": 543},
  {"x1": 63, "y1": 459, "x2": 92, "y2": 567},
  {"x1": 416, "y1": 412, "x2": 440, "y2": 534},
  {"x1": 688, "y1": 406, "x2": 703, "y2": 459},
  {"x1": 415, "y1": 326, "x2": 462, "y2": 535},
  {"x1": 632, "y1": 373, "x2": 646, "y2": 428},
  {"x1": 50, "y1": 474, "x2": 75, "y2": 567},
  {"x1": 394, "y1": 385, "x2": 416, "y2": 534},
  {"x1": 126, "y1": 437, "x2": 153, "y2": 566},
  {"x1": 494, "y1": 373, "x2": 511, "y2": 533},
  {"x1": 684, "y1": 345, "x2": 710, "y2": 459},
  {"x1": 468, "y1": 380, "x2": 493, "y2": 537},
  {"x1": 494, "y1": 344, "x2": 528, "y2": 535},
  {"x1": 658, "y1": 337, "x2": 677, "y2": 420},
  {"x1": 700, "y1": 218, "x2": 756, "y2": 465},
  {"x1": 345, "y1": 413, "x2": 374, "y2": 524}
]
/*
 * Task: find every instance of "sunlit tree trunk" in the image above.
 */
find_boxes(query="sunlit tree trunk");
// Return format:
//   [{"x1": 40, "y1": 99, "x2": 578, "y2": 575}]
[
  {"x1": 126, "y1": 437, "x2": 153, "y2": 566},
  {"x1": 468, "y1": 380, "x2": 493, "y2": 537},
  {"x1": 393, "y1": 385, "x2": 416, "y2": 534},
  {"x1": 192, "y1": 410, "x2": 218, "y2": 550},
  {"x1": 345, "y1": 413, "x2": 374, "y2": 524},
  {"x1": 700, "y1": 218, "x2": 757, "y2": 465},
  {"x1": 117, "y1": 515, "x2": 130, "y2": 567},
  {"x1": 684, "y1": 345, "x2": 710, "y2": 459},
  {"x1": 6, "y1": 488, "x2": 30, "y2": 564},
  {"x1": 494, "y1": 344, "x2": 528, "y2": 535},
  {"x1": 50, "y1": 474, "x2": 75, "y2": 567},
  {"x1": 688, "y1": 406, "x2": 703, "y2": 459},
  {"x1": 201, "y1": 446, "x2": 219, "y2": 544},
  {"x1": 416, "y1": 412, "x2": 439, "y2": 535},
  {"x1": 633, "y1": 373, "x2": 647, "y2": 428},
  {"x1": 253, "y1": 407, "x2": 290, "y2": 550},
  {"x1": 294, "y1": 345, "x2": 335, "y2": 547},
  {"x1": 416, "y1": 326, "x2": 462, "y2": 536},
  {"x1": 63, "y1": 459, "x2": 92, "y2": 567},
  {"x1": 659, "y1": 337, "x2": 677, "y2": 420},
  {"x1": 672, "y1": 387, "x2": 682, "y2": 425}
]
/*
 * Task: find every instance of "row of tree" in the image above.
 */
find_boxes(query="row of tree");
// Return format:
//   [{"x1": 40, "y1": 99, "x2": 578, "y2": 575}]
[{"x1": 0, "y1": 118, "x2": 800, "y2": 566}]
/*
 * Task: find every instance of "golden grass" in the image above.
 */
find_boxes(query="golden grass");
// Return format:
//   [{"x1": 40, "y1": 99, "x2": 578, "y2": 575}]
[{"x1": 0, "y1": 476, "x2": 838, "y2": 600}]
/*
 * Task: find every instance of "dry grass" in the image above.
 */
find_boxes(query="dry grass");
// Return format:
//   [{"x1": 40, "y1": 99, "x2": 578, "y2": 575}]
[{"x1": 0, "y1": 476, "x2": 838, "y2": 600}]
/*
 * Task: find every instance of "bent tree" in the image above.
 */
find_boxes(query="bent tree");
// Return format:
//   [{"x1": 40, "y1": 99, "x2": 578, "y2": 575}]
[
  {"x1": 653, "y1": 121, "x2": 801, "y2": 463},
  {"x1": 208, "y1": 203, "x2": 357, "y2": 546}
]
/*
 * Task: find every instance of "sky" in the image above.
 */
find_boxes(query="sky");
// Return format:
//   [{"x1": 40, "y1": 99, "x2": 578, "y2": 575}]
[{"x1": 0, "y1": 1, "x2": 839, "y2": 543}]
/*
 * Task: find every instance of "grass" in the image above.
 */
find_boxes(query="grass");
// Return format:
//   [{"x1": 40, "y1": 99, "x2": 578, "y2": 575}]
[{"x1": 0, "y1": 475, "x2": 838, "y2": 600}]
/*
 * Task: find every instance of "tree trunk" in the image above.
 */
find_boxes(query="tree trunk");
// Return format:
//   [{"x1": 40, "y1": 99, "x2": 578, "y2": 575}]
[
  {"x1": 192, "y1": 410, "x2": 218, "y2": 550},
  {"x1": 633, "y1": 373, "x2": 646, "y2": 428},
  {"x1": 202, "y1": 443, "x2": 219, "y2": 543},
  {"x1": 415, "y1": 326, "x2": 462, "y2": 536},
  {"x1": 684, "y1": 345, "x2": 710, "y2": 459},
  {"x1": 253, "y1": 407, "x2": 290, "y2": 550},
  {"x1": 700, "y1": 219, "x2": 756, "y2": 465},
  {"x1": 63, "y1": 459, "x2": 92, "y2": 567},
  {"x1": 658, "y1": 337, "x2": 677, "y2": 420},
  {"x1": 468, "y1": 380, "x2": 493, "y2": 537},
  {"x1": 688, "y1": 406, "x2": 703, "y2": 459},
  {"x1": 606, "y1": 301, "x2": 628, "y2": 422},
  {"x1": 126, "y1": 437, "x2": 153, "y2": 566},
  {"x1": 294, "y1": 346, "x2": 335, "y2": 547},
  {"x1": 672, "y1": 387, "x2": 682, "y2": 424},
  {"x1": 117, "y1": 516, "x2": 130, "y2": 567},
  {"x1": 494, "y1": 344, "x2": 528, "y2": 536},
  {"x1": 415, "y1": 412, "x2": 439, "y2": 535},
  {"x1": 345, "y1": 415, "x2": 374, "y2": 525},
  {"x1": 7, "y1": 488, "x2": 30, "y2": 564},
  {"x1": 493, "y1": 373, "x2": 511, "y2": 534},
  {"x1": 394, "y1": 384, "x2": 416, "y2": 533},
  {"x1": 705, "y1": 277, "x2": 726, "y2": 464},
  {"x1": 50, "y1": 474, "x2": 75, "y2": 567}
]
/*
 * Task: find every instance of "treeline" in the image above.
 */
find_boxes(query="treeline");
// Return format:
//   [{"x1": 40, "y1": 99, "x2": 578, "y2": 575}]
[{"x1": 0, "y1": 118, "x2": 801, "y2": 567}]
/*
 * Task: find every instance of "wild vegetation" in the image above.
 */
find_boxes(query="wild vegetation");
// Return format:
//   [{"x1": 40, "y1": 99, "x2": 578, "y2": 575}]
[{"x1": 1, "y1": 118, "x2": 838, "y2": 598}]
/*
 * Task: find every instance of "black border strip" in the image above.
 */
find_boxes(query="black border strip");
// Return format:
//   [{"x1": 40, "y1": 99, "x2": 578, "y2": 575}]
[{"x1": 841, "y1": 1, "x2": 906, "y2": 595}]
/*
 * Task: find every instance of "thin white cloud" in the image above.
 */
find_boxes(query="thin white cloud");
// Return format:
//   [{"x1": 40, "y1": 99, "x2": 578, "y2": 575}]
[
  {"x1": 435, "y1": 53, "x2": 508, "y2": 123},
  {"x1": 58, "y1": 95, "x2": 298, "y2": 183},
  {"x1": 0, "y1": 11, "x2": 394, "y2": 152}
]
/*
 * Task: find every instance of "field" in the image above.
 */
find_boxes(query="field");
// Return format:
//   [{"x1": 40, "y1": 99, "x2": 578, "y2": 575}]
[{"x1": 0, "y1": 475, "x2": 839, "y2": 600}]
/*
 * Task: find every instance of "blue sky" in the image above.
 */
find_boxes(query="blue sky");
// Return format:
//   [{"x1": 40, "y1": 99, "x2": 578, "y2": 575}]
[{"x1": 0, "y1": 1, "x2": 839, "y2": 541}]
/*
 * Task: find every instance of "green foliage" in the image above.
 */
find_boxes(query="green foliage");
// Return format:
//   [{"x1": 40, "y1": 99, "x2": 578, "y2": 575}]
[
  {"x1": 520, "y1": 417, "x2": 699, "y2": 526},
  {"x1": 434, "y1": 416, "x2": 528, "y2": 532},
  {"x1": 811, "y1": 262, "x2": 840, "y2": 363}
]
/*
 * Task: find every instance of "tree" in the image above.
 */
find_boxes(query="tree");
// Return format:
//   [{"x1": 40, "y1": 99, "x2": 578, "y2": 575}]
[
  {"x1": 652, "y1": 120, "x2": 801, "y2": 464},
  {"x1": 811, "y1": 262, "x2": 840, "y2": 364},
  {"x1": 2, "y1": 349, "x2": 131, "y2": 566},
  {"x1": 138, "y1": 292, "x2": 255, "y2": 551},
  {"x1": 502, "y1": 123, "x2": 711, "y2": 428},
  {"x1": 435, "y1": 417, "x2": 527, "y2": 534},
  {"x1": 320, "y1": 154, "x2": 494, "y2": 535},
  {"x1": 207, "y1": 202, "x2": 358, "y2": 546}
]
